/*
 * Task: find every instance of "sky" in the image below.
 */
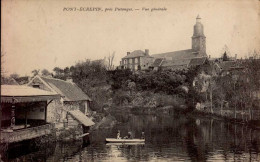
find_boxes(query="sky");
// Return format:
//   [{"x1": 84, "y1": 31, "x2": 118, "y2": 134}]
[{"x1": 2, "y1": 0, "x2": 260, "y2": 76}]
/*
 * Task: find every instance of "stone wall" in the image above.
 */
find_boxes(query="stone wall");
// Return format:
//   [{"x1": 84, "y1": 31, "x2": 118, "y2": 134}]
[
  {"x1": 140, "y1": 57, "x2": 154, "y2": 70},
  {"x1": 46, "y1": 99, "x2": 65, "y2": 123}
]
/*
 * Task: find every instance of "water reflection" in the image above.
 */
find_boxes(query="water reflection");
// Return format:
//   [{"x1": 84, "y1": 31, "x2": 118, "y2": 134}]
[{"x1": 2, "y1": 111, "x2": 260, "y2": 161}]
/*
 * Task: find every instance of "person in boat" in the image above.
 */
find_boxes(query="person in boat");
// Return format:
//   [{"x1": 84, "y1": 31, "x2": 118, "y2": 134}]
[
  {"x1": 117, "y1": 130, "x2": 121, "y2": 139},
  {"x1": 141, "y1": 132, "x2": 145, "y2": 139},
  {"x1": 123, "y1": 131, "x2": 133, "y2": 139},
  {"x1": 127, "y1": 131, "x2": 133, "y2": 139}
]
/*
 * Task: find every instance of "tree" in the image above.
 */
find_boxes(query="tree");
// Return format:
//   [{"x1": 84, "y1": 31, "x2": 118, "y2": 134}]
[
  {"x1": 105, "y1": 52, "x2": 115, "y2": 70},
  {"x1": 53, "y1": 67, "x2": 64, "y2": 75},
  {"x1": 241, "y1": 53, "x2": 260, "y2": 120},
  {"x1": 10, "y1": 73, "x2": 19, "y2": 79},
  {"x1": 41, "y1": 69, "x2": 51, "y2": 76},
  {"x1": 222, "y1": 51, "x2": 229, "y2": 61},
  {"x1": 64, "y1": 67, "x2": 70, "y2": 75},
  {"x1": 220, "y1": 45, "x2": 231, "y2": 58},
  {"x1": 70, "y1": 59, "x2": 110, "y2": 111},
  {"x1": 70, "y1": 66, "x2": 75, "y2": 72},
  {"x1": 53, "y1": 67, "x2": 65, "y2": 80},
  {"x1": 31, "y1": 69, "x2": 40, "y2": 77},
  {"x1": 127, "y1": 81, "x2": 136, "y2": 95},
  {"x1": 15, "y1": 76, "x2": 29, "y2": 85}
]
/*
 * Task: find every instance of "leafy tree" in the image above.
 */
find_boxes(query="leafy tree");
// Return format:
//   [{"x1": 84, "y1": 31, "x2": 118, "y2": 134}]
[
  {"x1": 10, "y1": 73, "x2": 19, "y2": 79},
  {"x1": 70, "y1": 59, "x2": 110, "y2": 111},
  {"x1": 15, "y1": 76, "x2": 30, "y2": 85},
  {"x1": 221, "y1": 45, "x2": 231, "y2": 58},
  {"x1": 41, "y1": 69, "x2": 51, "y2": 76},
  {"x1": 31, "y1": 69, "x2": 40, "y2": 77},
  {"x1": 64, "y1": 67, "x2": 70, "y2": 75},
  {"x1": 222, "y1": 51, "x2": 229, "y2": 61},
  {"x1": 110, "y1": 69, "x2": 133, "y2": 90},
  {"x1": 70, "y1": 66, "x2": 75, "y2": 72},
  {"x1": 53, "y1": 67, "x2": 65, "y2": 80},
  {"x1": 53, "y1": 67, "x2": 64, "y2": 75}
]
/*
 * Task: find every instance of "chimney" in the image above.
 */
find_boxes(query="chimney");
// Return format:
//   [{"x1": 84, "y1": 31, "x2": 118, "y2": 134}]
[
  {"x1": 209, "y1": 55, "x2": 211, "y2": 59},
  {"x1": 235, "y1": 54, "x2": 237, "y2": 60},
  {"x1": 145, "y1": 49, "x2": 149, "y2": 56},
  {"x1": 127, "y1": 52, "x2": 130, "y2": 55}
]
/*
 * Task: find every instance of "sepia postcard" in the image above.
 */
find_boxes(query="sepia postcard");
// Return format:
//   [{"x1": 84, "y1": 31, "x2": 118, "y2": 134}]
[{"x1": 1, "y1": 0, "x2": 260, "y2": 161}]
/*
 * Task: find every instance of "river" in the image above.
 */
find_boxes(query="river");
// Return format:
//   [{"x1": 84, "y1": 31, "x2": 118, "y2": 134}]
[{"x1": 1, "y1": 111, "x2": 260, "y2": 161}]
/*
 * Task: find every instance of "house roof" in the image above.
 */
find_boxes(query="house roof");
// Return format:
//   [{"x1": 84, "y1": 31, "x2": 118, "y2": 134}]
[
  {"x1": 123, "y1": 50, "x2": 151, "y2": 59},
  {"x1": 38, "y1": 76, "x2": 92, "y2": 102},
  {"x1": 151, "y1": 58, "x2": 164, "y2": 67},
  {"x1": 152, "y1": 49, "x2": 197, "y2": 60},
  {"x1": 1, "y1": 85, "x2": 60, "y2": 103},
  {"x1": 1, "y1": 77, "x2": 19, "y2": 85},
  {"x1": 189, "y1": 57, "x2": 207, "y2": 67},
  {"x1": 217, "y1": 61, "x2": 237, "y2": 71},
  {"x1": 69, "y1": 110, "x2": 95, "y2": 126},
  {"x1": 161, "y1": 59, "x2": 191, "y2": 67}
]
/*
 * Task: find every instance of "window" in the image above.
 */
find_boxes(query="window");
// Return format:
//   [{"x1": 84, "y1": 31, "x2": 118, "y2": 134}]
[
  {"x1": 32, "y1": 84, "x2": 40, "y2": 88},
  {"x1": 79, "y1": 102, "x2": 85, "y2": 114}
]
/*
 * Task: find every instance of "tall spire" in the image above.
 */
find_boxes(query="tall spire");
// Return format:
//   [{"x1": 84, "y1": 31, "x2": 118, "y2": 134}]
[
  {"x1": 196, "y1": 14, "x2": 201, "y2": 23},
  {"x1": 192, "y1": 15, "x2": 206, "y2": 56},
  {"x1": 193, "y1": 15, "x2": 204, "y2": 37}
]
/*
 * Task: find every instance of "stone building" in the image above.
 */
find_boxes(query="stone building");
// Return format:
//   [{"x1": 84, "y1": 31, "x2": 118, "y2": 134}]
[
  {"x1": 119, "y1": 15, "x2": 208, "y2": 71},
  {"x1": 0, "y1": 85, "x2": 60, "y2": 143},
  {"x1": 120, "y1": 49, "x2": 154, "y2": 71},
  {"x1": 27, "y1": 75, "x2": 94, "y2": 133},
  {"x1": 152, "y1": 15, "x2": 207, "y2": 61}
]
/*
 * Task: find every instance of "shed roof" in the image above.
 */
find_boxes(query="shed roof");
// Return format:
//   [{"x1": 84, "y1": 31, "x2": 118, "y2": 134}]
[
  {"x1": 39, "y1": 76, "x2": 92, "y2": 102},
  {"x1": 218, "y1": 61, "x2": 237, "y2": 71},
  {"x1": 68, "y1": 110, "x2": 95, "y2": 126},
  {"x1": 123, "y1": 50, "x2": 151, "y2": 59},
  {"x1": 189, "y1": 57, "x2": 207, "y2": 67},
  {"x1": 161, "y1": 59, "x2": 191, "y2": 67},
  {"x1": 1, "y1": 77, "x2": 19, "y2": 85},
  {"x1": 151, "y1": 58, "x2": 164, "y2": 67},
  {"x1": 1, "y1": 85, "x2": 60, "y2": 103}
]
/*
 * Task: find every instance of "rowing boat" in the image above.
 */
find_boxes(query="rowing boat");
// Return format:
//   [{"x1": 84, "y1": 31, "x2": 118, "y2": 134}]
[
  {"x1": 106, "y1": 142, "x2": 145, "y2": 146},
  {"x1": 106, "y1": 138, "x2": 145, "y2": 143}
]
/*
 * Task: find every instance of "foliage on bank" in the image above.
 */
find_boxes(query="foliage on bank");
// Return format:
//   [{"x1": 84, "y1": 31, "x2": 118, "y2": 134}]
[
  {"x1": 193, "y1": 57, "x2": 260, "y2": 121},
  {"x1": 49, "y1": 59, "x2": 201, "y2": 112},
  {"x1": 34, "y1": 54, "x2": 260, "y2": 121}
]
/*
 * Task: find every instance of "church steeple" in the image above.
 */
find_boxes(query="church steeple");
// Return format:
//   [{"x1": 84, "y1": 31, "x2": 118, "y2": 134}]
[
  {"x1": 196, "y1": 15, "x2": 201, "y2": 23},
  {"x1": 192, "y1": 15, "x2": 206, "y2": 56}
]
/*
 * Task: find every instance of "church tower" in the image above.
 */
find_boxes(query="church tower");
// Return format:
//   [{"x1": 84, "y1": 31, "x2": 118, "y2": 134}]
[{"x1": 192, "y1": 15, "x2": 206, "y2": 56}]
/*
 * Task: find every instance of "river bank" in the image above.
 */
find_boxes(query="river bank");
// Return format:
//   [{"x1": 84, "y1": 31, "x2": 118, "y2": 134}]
[{"x1": 102, "y1": 105, "x2": 260, "y2": 130}]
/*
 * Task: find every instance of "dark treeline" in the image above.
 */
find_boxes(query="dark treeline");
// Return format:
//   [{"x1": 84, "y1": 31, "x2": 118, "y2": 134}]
[
  {"x1": 46, "y1": 59, "x2": 201, "y2": 111},
  {"x1": 3, "y1": 53, "x2": 260, "y2": 120}
]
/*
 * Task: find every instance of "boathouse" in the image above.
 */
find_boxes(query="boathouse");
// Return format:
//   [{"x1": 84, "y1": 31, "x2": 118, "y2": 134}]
[
  {"x1": 27, "y1": 75, "x2": 95, "y2": 134},
  {"x1": 0, "y1": 85, "x2": 60, "y2": 143}
]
